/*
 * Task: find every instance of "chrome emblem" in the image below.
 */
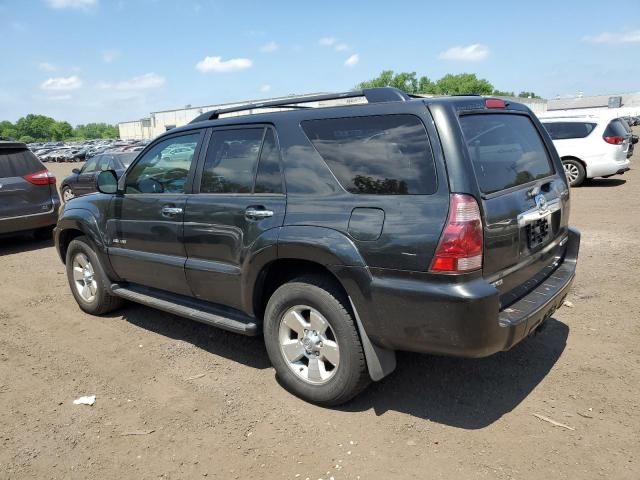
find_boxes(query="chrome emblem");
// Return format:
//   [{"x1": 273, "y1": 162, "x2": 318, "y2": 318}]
[{"x1": 534, "y1": 193, "x2": 548, "y2": 214}]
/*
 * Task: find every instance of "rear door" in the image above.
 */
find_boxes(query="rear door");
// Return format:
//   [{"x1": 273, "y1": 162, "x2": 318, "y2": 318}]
[
  {"x1": 74, "y1": 155, "x2": 105, "y2": 196},
  {"x1": 458, "y1": 113, "x2": 569, "y2": 299},
  {"x1": 0, "y1": 147, "x2": 54, "y2": 219},
  {"x1": 183, "y1": 126, "x2": 286, "y2": 310}
]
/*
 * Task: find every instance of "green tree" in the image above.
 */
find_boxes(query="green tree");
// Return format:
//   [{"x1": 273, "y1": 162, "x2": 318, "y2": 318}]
[
  {"x1": 52, "y1": 121, "x2": 73, "y2": 140},
  {"x1": 18, "y1": 135, "x2": 36, "y2": 143},
  {"x1": 492, "y1": 89, "x2": 515, "y2": 97},
  {"x1": 434, "y1": 73, "x2": 493, "y2": 95},
  {"x1": 15, "y1": 114, "x2": 56, "y2": 141},
  {"x1": 73, "y1": 122, "x2": 118, "y2": 139},
  {"x1": 518, "y1": 91, "x2": 540, "y2": 99},
  {"x1": 0, "y1": 120, "x2": 18, "y2": 140}
]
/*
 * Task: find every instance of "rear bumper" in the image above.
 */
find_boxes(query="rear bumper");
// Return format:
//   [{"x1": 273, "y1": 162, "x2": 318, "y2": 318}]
[
  {"x1": 353, "y1": 228, "x2": 580, "y2": 358},
  {"x1": 587, "y1": 157, "x2": 630, "y2": 178},
  {"x1": 0, "y1": 207, "x2": 59, "y2": 235}
]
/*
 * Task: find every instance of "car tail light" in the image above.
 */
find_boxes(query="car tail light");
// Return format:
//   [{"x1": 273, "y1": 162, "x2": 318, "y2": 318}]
[
  {"x1": 430, "y1": 194, "x2": 483, "y2": 273},
  {"x1": 23, "y1": 170, "x2": 56, "y2": 185},
  {"x1": 603, "y1": 135, "x2": 625, "y2": 145},
  {"x1": 485, "y1": 98, "x2": 506, "y2": 109}
]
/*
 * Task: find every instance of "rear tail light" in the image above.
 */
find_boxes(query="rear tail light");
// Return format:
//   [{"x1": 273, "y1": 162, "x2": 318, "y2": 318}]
[
  {"x1": 23, "y1": 170, "x2": 56, "y2": 185},
  {"x1": 604, "y1": 136, "x2": 625, "y2": 145},
  {"x1": 430, "y1": 194, "x2": 483, "y2": 273},
  {"x1": 485, "y1": 98, "x2": 506, "y2": 109}
]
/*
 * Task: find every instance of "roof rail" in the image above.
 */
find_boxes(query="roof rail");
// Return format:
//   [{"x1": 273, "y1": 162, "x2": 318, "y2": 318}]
[{"x1": 189, "y1": 87, "x2": 412, "y2": 124}]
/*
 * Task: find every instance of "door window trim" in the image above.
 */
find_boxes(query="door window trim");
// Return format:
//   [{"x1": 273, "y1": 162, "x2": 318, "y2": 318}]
[{"x1": 119, "y1": 129, "x2": 205, "y2": 195}]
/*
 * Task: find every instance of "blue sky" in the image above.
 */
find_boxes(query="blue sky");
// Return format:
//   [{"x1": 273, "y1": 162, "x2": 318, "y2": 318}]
[{"x1": 1, "y1": 0, "x2": 639, "y2": 125}]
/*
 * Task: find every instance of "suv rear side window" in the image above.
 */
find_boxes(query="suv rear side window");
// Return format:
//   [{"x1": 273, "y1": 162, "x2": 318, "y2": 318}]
[
  {"x1": 460, "y1": 114, "x2": 554, "y2": 194},
  {"x1": 201, "y1": 128, "x2": 264, "y2": 194},
  {"x1": 543, "y1": 121, "x2": 596, "y2": 140},
  {"x1": 301, "y1": 115, "x2": 437, "y2": 195},
  {"x1": 0, "y1": 148, "x2": 43, "y2": 178}
]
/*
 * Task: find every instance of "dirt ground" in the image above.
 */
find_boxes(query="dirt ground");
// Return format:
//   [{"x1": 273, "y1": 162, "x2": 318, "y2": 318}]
[{"x1": 1, "y1": 140, "x2": 639, "y2": 480}]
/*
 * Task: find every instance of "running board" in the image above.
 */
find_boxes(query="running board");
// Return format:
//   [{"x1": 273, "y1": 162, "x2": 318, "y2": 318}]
[{"x1": 110, "y1": 284, "x2": 259, "y2": 336}]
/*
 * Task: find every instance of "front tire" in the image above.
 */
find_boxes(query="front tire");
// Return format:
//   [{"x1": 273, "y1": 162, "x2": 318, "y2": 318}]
[
  {"x1": 263, "y1": 276, "x2": 370, "y2": 406},
  {"x1": 65, "y1": 236, "x2": 123, "y2": 315},
  {"x1": 61, "y1": 186, "x2": 75, "y2": 203},
  {"x1": 562, "y1": 159, "x2": 586, "y2": 187}
]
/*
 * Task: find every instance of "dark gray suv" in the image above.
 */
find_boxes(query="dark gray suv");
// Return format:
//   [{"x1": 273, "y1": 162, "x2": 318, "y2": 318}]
[
  {"x1": 1, "y1": 141, "x2": 60, "y2": 238},
  {"x1": 54, "y1": 88, "x2": 580, "y2": 405}
]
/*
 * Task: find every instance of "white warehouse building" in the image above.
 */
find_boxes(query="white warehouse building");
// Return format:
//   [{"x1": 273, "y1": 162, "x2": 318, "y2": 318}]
[{"x1": 118, "y1": 91, "x2": 639, "y2": 141}]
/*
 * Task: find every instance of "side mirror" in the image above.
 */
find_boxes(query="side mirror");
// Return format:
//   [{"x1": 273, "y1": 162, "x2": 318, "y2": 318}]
[
  {"x1": 96, "y1": 170, "x2": 118, "y2": 194},
  {"x1": 72, "y1": 168, "x2": 80, "y2": 174}
]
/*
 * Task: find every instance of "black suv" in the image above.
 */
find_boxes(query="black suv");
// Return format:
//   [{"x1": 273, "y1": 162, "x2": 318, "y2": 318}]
[{"x1": 54, "y1": 88, "x2": 580, "y2": 405}]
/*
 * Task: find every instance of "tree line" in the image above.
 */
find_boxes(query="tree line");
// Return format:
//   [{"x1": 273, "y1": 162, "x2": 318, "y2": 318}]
[
  {"x1": 357, "y1": 71, "x2": 540, "y2": 98},
  {"x1": 0, "y1": 114, "x2": 119, "y2": 143}
]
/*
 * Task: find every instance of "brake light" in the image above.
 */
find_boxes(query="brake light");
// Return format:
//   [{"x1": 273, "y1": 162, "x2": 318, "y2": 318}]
[
  {"x1": 604, "y1": 136, "x2": 625, "y2": 145},
  {"x1": 430, "y1": 194, "x2": 483, "y2": 273},
  {"x1": 485, "y1": 98, "x2": 506, "y2": 109},
  {"x1": 23, "y1": 170, "x2": 56, "y2": 185}
]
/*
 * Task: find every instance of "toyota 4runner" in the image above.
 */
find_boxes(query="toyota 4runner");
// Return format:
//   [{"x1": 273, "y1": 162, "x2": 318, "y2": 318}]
[{"x1": 55, "y1": 88, "x2": 580, "y2": 405}]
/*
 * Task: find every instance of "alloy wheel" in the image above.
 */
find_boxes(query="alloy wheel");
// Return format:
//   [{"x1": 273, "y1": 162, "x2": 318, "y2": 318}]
[
  {"x1": 278, "y1": 305, "x2": 340, "y2": 385},
  {"x1": 72, "y1": 253, "x2": 97, "y2": 303}
]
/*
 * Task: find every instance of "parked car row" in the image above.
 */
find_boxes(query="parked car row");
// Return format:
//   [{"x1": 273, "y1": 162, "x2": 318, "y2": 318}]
[
  {"x1": 28, "y1": 139, "x2": 149, "y2": 163},
  {"x1": 539, "y1": 114, "x2": 634, "y2": 186},
  {"x1": 621, "y1": 115, "x2": 640, "y2": 127}
]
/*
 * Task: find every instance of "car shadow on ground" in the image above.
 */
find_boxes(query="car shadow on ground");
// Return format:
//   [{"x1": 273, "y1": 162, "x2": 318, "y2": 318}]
[
  {"x1": 581, "y1": 178, "x2": 626, "y2": 187},
  {"x1": 0, "y1": 234, "x2": 54, "y2": 255},
  {"x1": 116, "y1": 301, "x2": 568, "y2": 429},
  {"x1": 113, "y1": 304, "x2": 271, "y2": 370},
  {"x1": 340, "y1": 318, "x2": 569, "y2": 429}
]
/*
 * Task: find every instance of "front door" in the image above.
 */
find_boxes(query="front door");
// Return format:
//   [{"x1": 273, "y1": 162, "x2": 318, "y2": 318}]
[
  {"x1": 106, "y1": 131, "x2": 203, "y2": 296},
  {"x1": 183, "y1": 127, "x2": 286, "y2": 310}
]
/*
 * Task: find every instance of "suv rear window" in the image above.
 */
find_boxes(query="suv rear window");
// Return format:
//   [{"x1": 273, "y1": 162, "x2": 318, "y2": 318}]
[
  {"x1": 460, "y1": 114, "x2": 554, "y2": 194},
  {"x1": 542, "y1": 121, "x2": 596, "y2": 140},
  {"x1": 301, "y1": 115, "x2": 437, "y2": 195},
  {"x1": 604, "y1": 119, "x2": 630, "y2": 137},
  {"x1": 0, "y1": 148, "x2": 44, "y2": 178}
]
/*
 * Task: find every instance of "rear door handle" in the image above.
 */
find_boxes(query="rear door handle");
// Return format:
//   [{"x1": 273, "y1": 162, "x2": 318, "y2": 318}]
[
  {"x1": 245, "y1": 207, "x2": 274, "y2": 220},
  {"x1": 161, "y1": 206, "x2": 183, "y2": 217}
]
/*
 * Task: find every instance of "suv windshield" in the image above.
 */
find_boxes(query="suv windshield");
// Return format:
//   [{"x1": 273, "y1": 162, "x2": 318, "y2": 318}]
[{"x1": 460, "y1": 114, "x2": 554, "y2": 194}]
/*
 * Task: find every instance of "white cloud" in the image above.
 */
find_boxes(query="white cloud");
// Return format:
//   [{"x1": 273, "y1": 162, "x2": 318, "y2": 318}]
[
  {"x1": 334, "y1": 43, "x2": 349, "y2": 52},
  {"x1": 46, "y1": 0, "x2": 97, "y2": 9},
  {"x1": 260, "y1": 84, "x2": 271, "y2": 93},
  {"x1": 102, "y1": 49, "x2": 120, "y2": 63},
  {"x1": 439, "y1": 44, "x2": 489, "y2": 62},
  {"x1": 47, "y1": 94, "x2": 72, "y2": 101},
  {"x1": 344, "y1": 54, "x2": 359, "y2": 67},
  {"x1": 40, "y1": 75, "x2": 83, "y2": 91},
  {"x1": 38, "y1": 62, "x2": 58, "y2": 71},
  {"x1": 583, "y1": 30, "x2": 640, "y2": 44},
  {"x1": 319, "y1": 37, "x2": 336, "y2": 46},
  {"x1": 115, "y1": 73, "x2": 165, "y2": 90},
  {"x1": 259, "y1": 41, "x2": 278, "y2": 53},
  {"x1": 195, "y1": 56, "x2": 252, "y2": 73}
]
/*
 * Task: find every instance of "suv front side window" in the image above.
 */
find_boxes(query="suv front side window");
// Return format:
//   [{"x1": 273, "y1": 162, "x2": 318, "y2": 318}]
[{"x1": 125, "y1": 133, "x2": 200, "y2": 194}]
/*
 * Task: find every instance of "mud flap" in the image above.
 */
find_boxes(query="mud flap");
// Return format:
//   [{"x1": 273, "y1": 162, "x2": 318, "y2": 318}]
[{"x1": 349, "y1": 297, "x2": 396, "y2": 381}]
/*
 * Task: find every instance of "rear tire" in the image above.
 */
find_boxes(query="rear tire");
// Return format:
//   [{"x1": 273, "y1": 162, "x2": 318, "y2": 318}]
[
  {"x1": 65, "y1": 236, "x2": 123, "y2": 315},
  {"x1": 263, "y1": 275, "x2": 370, "y2": 406},
  {"x1": 562, "y1": 159, "x2": 586, "y2": 187}
]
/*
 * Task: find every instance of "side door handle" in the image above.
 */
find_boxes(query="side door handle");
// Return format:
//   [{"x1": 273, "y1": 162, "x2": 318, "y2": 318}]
[
  {"x1": 245, "y1": 207, "x2": 274, "y2": 220},
  {"x1": 161, "y1": 206, "x2": 183, "y2": 217}
]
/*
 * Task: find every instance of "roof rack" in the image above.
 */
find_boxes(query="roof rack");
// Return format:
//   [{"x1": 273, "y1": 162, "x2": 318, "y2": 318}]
[{"x1": 189, "y1": 87, "x2": 413, "y2": 124}]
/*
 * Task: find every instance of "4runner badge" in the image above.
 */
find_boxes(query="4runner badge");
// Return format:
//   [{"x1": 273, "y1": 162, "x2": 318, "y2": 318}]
[{"x1": 534, "y1": 193, "x2": 548, "y2": 214}]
